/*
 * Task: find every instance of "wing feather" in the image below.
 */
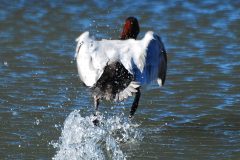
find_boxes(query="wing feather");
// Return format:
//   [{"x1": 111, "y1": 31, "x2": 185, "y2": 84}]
[{"x1": 132, "y1": 33, "x2": 167, "y2": 86}]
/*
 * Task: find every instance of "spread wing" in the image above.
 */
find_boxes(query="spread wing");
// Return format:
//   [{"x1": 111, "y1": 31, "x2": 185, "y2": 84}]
[
  {"x1": 133, "y1": 33, "x2": 167, "y2": 86},
  {"x1": 75, "y1": 31, "x2": 166, "y2": 89},
  {"x1": 75, "y1": 31, "x2": 153, "y2": 87}
]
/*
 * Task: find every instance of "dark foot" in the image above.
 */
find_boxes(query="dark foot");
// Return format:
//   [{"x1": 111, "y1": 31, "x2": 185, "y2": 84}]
[
  {"x1": 92, "y1": 118, "x2": 100, "y2": 126},
  {"x1": 92, "y1": 111, "x2": 101, "y2": 126}
]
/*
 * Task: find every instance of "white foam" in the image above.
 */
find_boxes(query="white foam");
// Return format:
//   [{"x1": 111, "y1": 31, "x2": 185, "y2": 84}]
[{"x1": 52, "y1": 110, "x2": 142, "y2": 160}]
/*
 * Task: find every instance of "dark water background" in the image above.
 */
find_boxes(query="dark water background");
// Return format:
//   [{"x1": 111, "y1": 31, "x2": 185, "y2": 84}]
[{"x1": 0, "y1": 0, "x2": 240, "y2": 159}]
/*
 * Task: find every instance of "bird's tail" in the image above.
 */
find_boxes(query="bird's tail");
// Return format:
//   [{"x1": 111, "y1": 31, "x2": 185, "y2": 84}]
[{"x1": 114, "y1": 81, "x2": 140, "y2": 102}]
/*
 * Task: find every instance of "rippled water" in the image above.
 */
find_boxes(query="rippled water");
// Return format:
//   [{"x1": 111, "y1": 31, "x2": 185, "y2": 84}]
[{"x1": 1, "y1": 0, "x2": 240, "y2": 159}]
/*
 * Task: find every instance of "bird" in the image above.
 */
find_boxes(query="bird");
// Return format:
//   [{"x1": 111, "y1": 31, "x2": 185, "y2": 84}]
[{"x1": 75, "y1": 17, "x2": 167, "y2": 120}]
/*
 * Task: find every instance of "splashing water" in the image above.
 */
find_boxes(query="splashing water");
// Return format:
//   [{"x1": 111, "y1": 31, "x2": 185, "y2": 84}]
[{"x1": 52, "y1": 110, "x2": 143, "y2": 160}]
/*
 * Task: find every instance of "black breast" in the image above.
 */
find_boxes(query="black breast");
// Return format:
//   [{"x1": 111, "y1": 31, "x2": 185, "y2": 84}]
[{"x1": 93, "y1": 62, "x2": 133, "y2": 100}]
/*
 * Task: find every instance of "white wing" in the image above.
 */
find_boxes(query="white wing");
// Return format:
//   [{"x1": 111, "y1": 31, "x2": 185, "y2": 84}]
[
  {"x1": 132, "y1": 33, "x2": 167, "y2": 86},
  {"x1": 75, "y1": 31, "x2": 155, "y2": 87}
]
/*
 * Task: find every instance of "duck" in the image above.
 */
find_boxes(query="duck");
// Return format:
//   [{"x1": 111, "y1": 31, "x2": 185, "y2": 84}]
[{"x1": 75, "y1": 17, "x2": 167, "y2": 119}]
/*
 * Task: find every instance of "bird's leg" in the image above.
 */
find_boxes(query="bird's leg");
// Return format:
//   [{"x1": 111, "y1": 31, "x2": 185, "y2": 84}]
[
  {"x1": 93, "y1": 96, "x2": 100, "y2": 116},
  {"x1": 93, "y1": 96, "x2": 100, "y2": 126},
  {"x1": 129, "y1": 87, "x2": 141, "y2": 118}
]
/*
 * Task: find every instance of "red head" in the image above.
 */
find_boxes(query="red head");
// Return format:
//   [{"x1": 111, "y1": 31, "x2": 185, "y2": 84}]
[{"x1": 120, "y1": 17, "x2": 140, "y2": 40}]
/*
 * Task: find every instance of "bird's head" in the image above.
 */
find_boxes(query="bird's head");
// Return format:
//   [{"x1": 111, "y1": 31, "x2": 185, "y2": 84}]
[{"x1": 120, "y1": 17, "x2": 140, "y2": 40}]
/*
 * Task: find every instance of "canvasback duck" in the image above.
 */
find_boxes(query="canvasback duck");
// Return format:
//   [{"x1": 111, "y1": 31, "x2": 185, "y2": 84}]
[{"x1": 75, "y1": 17, "x2": 167, "y2": 118}]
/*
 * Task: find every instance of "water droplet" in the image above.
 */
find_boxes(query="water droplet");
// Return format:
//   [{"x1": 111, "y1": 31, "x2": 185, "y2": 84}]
[
  {"x1": 3, "y1": 61, "x2": 8, "y2": 66},
  {"x1": 12, "y1": 111, "x2": 18, "y2": 116},
  {"x1": 37, "y1": 132, "x2": 41, "y2": 136},
  {"x1": 35, "y1": 118, "x2": 40, "y2": 125}
]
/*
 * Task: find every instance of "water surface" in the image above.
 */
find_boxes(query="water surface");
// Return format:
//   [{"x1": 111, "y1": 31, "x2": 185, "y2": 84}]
[{"x1": 0, "y1": 0, "x2": 240, "y2": 159}]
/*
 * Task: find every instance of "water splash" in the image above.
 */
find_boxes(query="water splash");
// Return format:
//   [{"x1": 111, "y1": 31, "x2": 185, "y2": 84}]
[{"x1": 52, "y1": 110, "x2": 142, "y2": 160}]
